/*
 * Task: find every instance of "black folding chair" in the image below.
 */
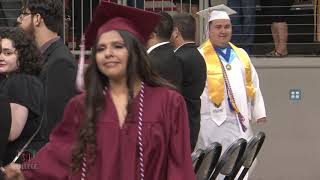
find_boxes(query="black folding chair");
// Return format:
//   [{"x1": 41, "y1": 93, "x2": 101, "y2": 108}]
[
  {"x1": 235, "y1": 132, "x2": 266, "y2": 180},
  {"x1": 193, "y1": 149, "x2": 206, "y2": 173},
  {"x1": 195, "y1": 142, "x2": 222, "y2": 180},
  {"x1": 208, "y1": 138, "x2": 247, "y2": 180},
  {"x1": 0, "y1": 94, "x2": 11, "y2": 162}
]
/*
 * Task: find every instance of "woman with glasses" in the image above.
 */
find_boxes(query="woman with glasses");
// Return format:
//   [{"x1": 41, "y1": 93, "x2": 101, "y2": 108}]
[{"x1": 0, "y1": 27, "x2": 45, "y2": 166}]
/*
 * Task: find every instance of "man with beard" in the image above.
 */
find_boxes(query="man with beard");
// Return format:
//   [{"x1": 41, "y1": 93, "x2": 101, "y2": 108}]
[{"x1": 16, "y1": 0, "x2": 76, "y2": 142}]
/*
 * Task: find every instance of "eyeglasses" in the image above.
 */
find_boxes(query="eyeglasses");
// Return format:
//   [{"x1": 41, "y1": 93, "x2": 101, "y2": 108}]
[
  {"x1": 18, "y1": 11, "x2": 35, "y2": 19},
  {"x1": 20, "y1": 12, "x2": 33, "y2": 16},
  {"x1": 0, "y1": 49, "x2": 17, "y2": 56}
]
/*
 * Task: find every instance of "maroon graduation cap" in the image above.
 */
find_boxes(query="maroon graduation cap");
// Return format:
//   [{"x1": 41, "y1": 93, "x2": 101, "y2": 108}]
[
  {"x1": 77, "y1": 1, "x2": 161, "y2": 92},
  {"x1": 85, "y1": 1, "x2": 161, "y2": 47}
]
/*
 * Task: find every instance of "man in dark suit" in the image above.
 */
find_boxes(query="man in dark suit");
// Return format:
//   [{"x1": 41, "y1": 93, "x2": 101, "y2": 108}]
[
  {"x1": 170, "y1": 13, "x2": 207, "y2": 151},
  {"x1": 146, "y1": 12, "x2": 183, "y2": 90},
  {"x1": 17, "y1": 0, "x2": 76, "y2": 141}
]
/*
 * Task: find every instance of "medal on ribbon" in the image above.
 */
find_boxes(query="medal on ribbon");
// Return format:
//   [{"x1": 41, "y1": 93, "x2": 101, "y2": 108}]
[{"x1": 226, "y1": 64, "x2": 232, "y2": 70}]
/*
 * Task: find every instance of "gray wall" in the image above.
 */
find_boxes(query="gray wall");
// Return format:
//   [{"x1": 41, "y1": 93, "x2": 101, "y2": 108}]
[{"x1": 250, "y1": 57, "x2": 320, "y2": 180}]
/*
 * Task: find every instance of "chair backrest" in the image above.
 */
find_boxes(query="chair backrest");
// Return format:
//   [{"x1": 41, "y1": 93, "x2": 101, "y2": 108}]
[
  {"x1": 0, "y1": 94, "x2": 12, "y2": 162},
  {"x1": 237, "y1": 132, "x2": 266, "y2": 180},
  {"x1": 193, "y1": 149, "x2": 206, "y2": 173},
  {"x1": 209, "y1": 138, "x2": 247, "y2": 180},
  {"x1": 196, "y1": 142, "x2": 222, "y2": 180}
]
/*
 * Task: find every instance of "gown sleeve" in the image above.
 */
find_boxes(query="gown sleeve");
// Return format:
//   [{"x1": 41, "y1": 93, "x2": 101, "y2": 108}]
[
  {"x1": 249, "y1": 62, "x2": 266, "y2": 121},
  {"x1": 22, "y1": 95, "x2": 84, "y2": 180},
  {"x1": 166, "y1": 92, "x2": 196, "y2": 180}
]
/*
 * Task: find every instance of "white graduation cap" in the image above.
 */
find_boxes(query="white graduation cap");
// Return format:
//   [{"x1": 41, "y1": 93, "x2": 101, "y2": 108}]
[{"x1": 197, "y1": 4, "x2": 237, "y2": 22}]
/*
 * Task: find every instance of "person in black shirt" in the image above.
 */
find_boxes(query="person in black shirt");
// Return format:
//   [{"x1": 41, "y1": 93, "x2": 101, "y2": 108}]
[{"x1": 0, "y1": 27, "x2": 45, "y2": 165}]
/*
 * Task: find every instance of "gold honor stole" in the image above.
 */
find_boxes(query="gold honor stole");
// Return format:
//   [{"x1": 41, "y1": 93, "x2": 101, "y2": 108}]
[{"x1": 200, "y1": 40, "x2": 256, "y2": 108}]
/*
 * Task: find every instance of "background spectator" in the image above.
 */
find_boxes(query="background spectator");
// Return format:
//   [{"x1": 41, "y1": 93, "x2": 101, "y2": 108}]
[{"x1": 261, "y1": 0, "x2": 294, "y2": 57}]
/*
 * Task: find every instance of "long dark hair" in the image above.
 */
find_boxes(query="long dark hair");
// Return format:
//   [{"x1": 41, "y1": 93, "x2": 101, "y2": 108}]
[{"x1": 71, "y1": 30, "x2": 174, "y2": 172}]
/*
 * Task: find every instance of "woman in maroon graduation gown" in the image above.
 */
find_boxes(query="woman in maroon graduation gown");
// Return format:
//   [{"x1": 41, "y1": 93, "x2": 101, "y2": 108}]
[{"x1": 2, "y1": 2, "x2": 196, "y2": 180}]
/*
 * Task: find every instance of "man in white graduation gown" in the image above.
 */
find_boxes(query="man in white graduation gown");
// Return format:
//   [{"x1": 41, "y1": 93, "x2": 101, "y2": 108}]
[{"x1": 194, "y1": 5, "x2": 267, "y2": 178}]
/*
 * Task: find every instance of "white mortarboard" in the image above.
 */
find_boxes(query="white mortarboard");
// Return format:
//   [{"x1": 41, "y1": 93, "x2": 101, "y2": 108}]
[{"x1": 197, "y1": 4, "x2": 237, "y2": 22}]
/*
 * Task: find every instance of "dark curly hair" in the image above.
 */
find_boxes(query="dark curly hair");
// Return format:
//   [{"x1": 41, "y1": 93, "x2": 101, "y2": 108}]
[
  {"x1": 0, "y1": 27, "x2": 41, "y2": 76},
  {"x1": 21, "y1": 0, "x2": 63, "y2": 33},
  {"x1": 70, "y1": 30, "x2": 175, "y2": 173}
]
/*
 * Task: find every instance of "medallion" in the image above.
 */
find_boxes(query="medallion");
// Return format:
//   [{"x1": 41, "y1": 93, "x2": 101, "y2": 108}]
[
  {"x1": 214, "y1": 103, "x2": 221, "y2": 108},
  {"x1": 226, "y1": 64, "x2": 232, "y2": 71}
]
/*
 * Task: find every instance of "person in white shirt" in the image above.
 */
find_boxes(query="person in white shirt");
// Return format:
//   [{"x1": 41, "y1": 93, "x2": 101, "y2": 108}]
[{"x1": 194, "y1": 5, "x2": 267, "y2": 179}]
